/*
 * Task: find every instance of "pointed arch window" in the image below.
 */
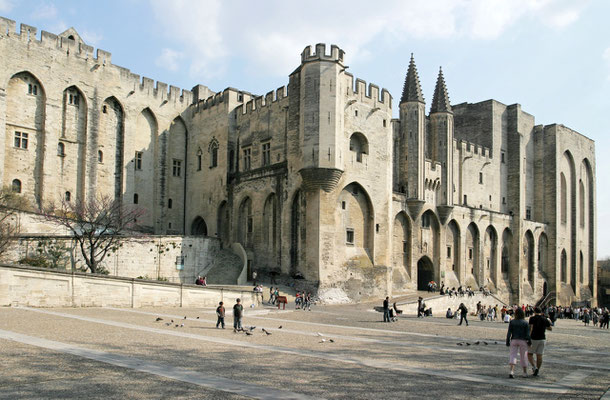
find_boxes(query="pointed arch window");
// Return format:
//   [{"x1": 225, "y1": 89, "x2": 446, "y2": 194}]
[
  {"x1": 209, "y1": 138, "x2": 219, "y2": 168},
  {"x1": 12, "y1": 179, "x2": 21, "y2": 193}
]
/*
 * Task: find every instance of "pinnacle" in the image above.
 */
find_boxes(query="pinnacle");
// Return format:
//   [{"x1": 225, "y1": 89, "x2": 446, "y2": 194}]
[
  {"x1": 430, "y1": 66, "x2": 452, "y2": 113},
  {"x1": 400, "y1": 53, "x2": 425, "y2": 104}
]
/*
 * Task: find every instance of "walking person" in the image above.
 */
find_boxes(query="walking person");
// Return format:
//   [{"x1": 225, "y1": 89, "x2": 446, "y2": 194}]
[
  {"x1": 215, "y1": 301, "x2": 225, "y2": 329},
  {"x1": 233, "y1": 298, "x2": 244, "y2": 332},
  {"x1": 528, "y1": 306, "x2": 551, "y2": 376},
  {"x1": 458, "y1": 303, "x2": 469, "y2": 326},
  {"x1": 383, "y1": 296, "x2": 390, "y2": 323},
  {"x1": 506, "y1": 308, "x2": 531, "y2": 378}
]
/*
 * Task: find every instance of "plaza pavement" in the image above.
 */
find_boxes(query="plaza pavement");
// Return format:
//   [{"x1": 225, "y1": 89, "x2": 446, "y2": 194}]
[{"x1": 0, "y1": 302, "x2": 608, "y2": 399}]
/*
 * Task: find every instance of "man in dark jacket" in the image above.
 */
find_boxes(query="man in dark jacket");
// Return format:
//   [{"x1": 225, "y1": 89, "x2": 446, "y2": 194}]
[
  {"x1": 528, "y1": 306, "x2": 552, "y2": 376},
  {"x1": 383, "y1": 297, "x2": 390, "y2": 322},
  {"x1": 216, "y1": 301, "x2": 225, "y2": 329},
  {"x1": 458, "y1": 303, "x2": 469, "y2": 326},
  {"x1": 233, "y1": 299, "x2": 244, "y2": 332}
]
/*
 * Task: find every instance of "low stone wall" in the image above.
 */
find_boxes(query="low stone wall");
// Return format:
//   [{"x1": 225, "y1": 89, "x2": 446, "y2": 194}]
[
  {"x1": 396, "y1": 292, "x2": 507, "y2": 316},
  {"x1": 0, "y1": 264, "x2": 260, "y2": 308}
]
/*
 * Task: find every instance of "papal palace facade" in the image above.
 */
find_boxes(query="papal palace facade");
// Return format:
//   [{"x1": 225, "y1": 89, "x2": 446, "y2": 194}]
[{"x1": 0, "y1": 18, "x2": 597, "y2": 305}]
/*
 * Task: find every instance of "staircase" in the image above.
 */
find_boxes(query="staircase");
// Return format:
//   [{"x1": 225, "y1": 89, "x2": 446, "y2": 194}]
[
  {"x1": 535, "y1": 291, "x2": 556, "y2": 308},
  {"x1": 203, "y1": 249, "x2": 243, "y2": 285}
]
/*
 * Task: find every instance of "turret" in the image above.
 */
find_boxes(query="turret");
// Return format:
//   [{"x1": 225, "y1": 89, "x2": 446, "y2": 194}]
[
  {"x1": 430, "y1": 67, "x2": 454, "y2": 209},
  {"x1": 295, "y1": 44, "x2": 345, "y2": 192},
  {"x1": 399, "y1": 54, "x2": 426, "y2": 211}
]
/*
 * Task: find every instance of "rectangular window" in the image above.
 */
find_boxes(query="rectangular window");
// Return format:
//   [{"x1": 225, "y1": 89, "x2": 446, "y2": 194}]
[
  {"x1": 447, "y1": 246, "x2": 452, "y2": 259},
  {"x1": 210, "y1": 147, "x2": 218, "y2": 168},
  {"x1": 501, "y1": 152, "x2": 505, "y2": 163},
  {"x1": 262, "y1": 142, "x2": 271, "y2": 166},
  {"x1": 463, "y1": 194, "x2": 467, "y2": 205},
  {"x1": 14, "y1": 132, "x2": 28, "y2": 149},
  {"x1": 135, "y1": 151, "x2": 143, "y2": 170},
  {"x1": 346, "y1": 229, "x2": 354, "y2": 245},
  {"x1": 197, "y1": 153, "x2": 202, "y2": 171},
  {"x1": 247, "y1": 216, "x2": 253, "y2": 233},
  {"x1": 172, "y1": 159, "x2": 182, "y2": 177},
  {"x1": 479, "y1": 172, "x2": 483, "y2": 184},
  {"x1": 526, "y1": 207, "x2": 531, "y2": 220},
  {"x1": 341, "y1": 201, "x2": 346, "y2": 210},
  {"x1": 403, "y1": 241, "x2": 407, "y2": 253},
  {"x1": 469, "y1": 248, "x2": 473, "y2": 260},
  {"x1": 502, "y1": 197, "x2": 506, "y2": 205},
  {"x1": 243, "y1": 148, "x2": 251, "y2": 171}
]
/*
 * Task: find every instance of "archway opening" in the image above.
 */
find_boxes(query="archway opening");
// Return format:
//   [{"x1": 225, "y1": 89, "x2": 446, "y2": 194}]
[
  {"x1": 417, "y1": 256, "x2": 434, "y2": 291},
  {"x1": 191, "y1": 216, "x2": 207, "y2": 236}
]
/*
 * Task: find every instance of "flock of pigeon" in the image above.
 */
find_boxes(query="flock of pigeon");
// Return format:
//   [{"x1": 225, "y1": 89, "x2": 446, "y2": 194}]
[
  {"x1": 456, "y1": 340, "x2": 498, "y2": 346},
  {"x1": 153, "y1": 316, "x2": 336, "y2": 344}
]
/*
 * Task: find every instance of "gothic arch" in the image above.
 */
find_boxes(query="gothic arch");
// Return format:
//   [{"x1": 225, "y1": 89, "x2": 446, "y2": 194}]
[
  {"x1": 338, "y1": 182, "x2": 375, "y2": 259},
  {"x1": 132, "y1": 107, "x2": 158, "y2": 229},
  {"x1": 560, "y1": 248, "x2": 567, "y2": 283},
  {"x1": 417, "y1": 256, "x2": 434, "y2": 291},
  {"x1": 501, "y1": 228, "x2": 512, "y2": 276},
  {"x1": 217, "y1": 200, "x2": 229, "y2": 243},
  {"x1": 263, "y1": 193, "x2": 278, "y2": 251},
  {"x1": 392, "y1": 211, "x2": 412, "y2": 290},
  {"x1": 166, "y1": 116, "x2": 187, "y2": 233},
  {"x1": 99, "y1": 96, "x2": 124, "y2": 201},
  {"x1": 538, "y1": 232, "x2": 549, "y2": 279},
  {"x1": 582, "y1": 158, "x2": 594, "y2": 290},
  {"x1": 349, "y1": 132, "x2": 369, "y2": 163},
  {"x1": 484, "y1": 225, "x2": 498, "y2": 287},
  {"x1": 5, "y1": 71, "x2": 46, "y2": 206},
  {"x1": 290, "y1": 190, "x2": 305, "y2": 275},
  {"x1": 238, "y1": 196, "x2": 253, "y2": 248},
  {"x1": 446, "y1": 219, "x2": 461, "y2": 284},
  {"x1": 524, "y1": 230, "x2": 535, "y2": 285},
  {"x1": 466, "y1": 222, "x2": 480, "y2": 286},
  {"x1": 61, "y1": 85, "x2": 87, "y2": 202}
]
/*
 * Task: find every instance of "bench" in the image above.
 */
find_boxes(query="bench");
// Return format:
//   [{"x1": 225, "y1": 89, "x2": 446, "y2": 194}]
[{"x1": 276, "y1": 295, "x2": 287, "y2": 310}]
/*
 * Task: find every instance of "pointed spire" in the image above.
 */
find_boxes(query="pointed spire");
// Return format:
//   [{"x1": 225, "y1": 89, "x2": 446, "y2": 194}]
[
  {"x1": 400, "y1": 53, "x2": 425, "y2": 104},
  {"x1": 430, "y1": 67, "x2": 452, "y2": 113}
]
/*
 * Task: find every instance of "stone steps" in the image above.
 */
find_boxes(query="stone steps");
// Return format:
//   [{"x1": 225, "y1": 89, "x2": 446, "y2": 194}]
[{"x1": 203, "y1": 249, "x2": 243, "y2": 285}]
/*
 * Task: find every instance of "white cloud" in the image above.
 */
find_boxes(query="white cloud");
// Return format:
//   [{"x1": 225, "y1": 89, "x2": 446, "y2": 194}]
[
  {"x1": 0, "y1": 0, "x2": 13, "y2": 13},
  {"x1": 81, "y1": 30, "x2": 103, "y2": 45},
  {"x1": 156, "y1": 48, "x2": 184, "y2": 72},
  {"x1": 31, "y1": 2, "x2": 58, "y2": 20},
  {"x1": 148, "y1": 0, "x2": 586, "y2": 83}
]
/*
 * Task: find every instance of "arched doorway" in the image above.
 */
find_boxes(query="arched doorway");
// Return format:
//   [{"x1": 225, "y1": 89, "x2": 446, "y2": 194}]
[
  {"x1": 191, "y1": 216, "x2": 207, "y2": 236},
  {"x1": 417, "y1": 256, "x2": 434, "y2": 291}
]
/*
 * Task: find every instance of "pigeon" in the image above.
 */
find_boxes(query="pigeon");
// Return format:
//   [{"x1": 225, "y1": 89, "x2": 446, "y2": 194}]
[
  {"x1": 316, "y1": 332, "x2": 324, "y2": 337},
  {"x1": 175, "y1": 324, "x2": 179, "y2": 327},
  {"x1": 319, "y1": 339, "x2": 327, "y2": 343},
  {"x1": 170, "y1": 320, "x2": 174, "y2": 323},
  {"x1": 474, "y1": 341, "x2": 480, "y2": 345},
  {"x1": 278, "y1": 325, "x2": 283, "y2": 329},
  {"x1": 184, "y1": 316, "x2": 187, "y2": 320},
  {"x1": 329, "y1": 339, "x2": 335, "y2": 343},
  {"x1": 245, "y1": 331, "x2": 253, "y2": 336},
  {"x1": 457, "y1": 342, "x2": 464, "y2": 346},
  {"x1": 155, "y1": 317, "x2": 163, "y2": 322},
  {"x1": 483, "y1": 341, "x2": 488, "y2": 345},
  {"x1": 249, "y1": 326, "x2": 256, "y2": 331},
  {"x1": 262, "y1": 328, "x2": 272, "y2": 335},
  {"x1": 494, "y1": 341, "x2": 498, "y2": 345},
  {"x1": 180, "y1": 323, "x2": 185, "y2": 328},
  {"x1": 165, "y1": 322, "x2": 172, "y2": 326},
  {"x1": 196, "y1": 317, "x2": 200, "y2": 319},
  {"x1": 466, "y1": 343, "x2": 471, "y2": 346}
]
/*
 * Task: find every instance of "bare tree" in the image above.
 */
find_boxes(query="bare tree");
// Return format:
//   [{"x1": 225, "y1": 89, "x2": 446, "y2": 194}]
[
  {"x1": 40, "y1": 196, "x2": 143, "y2": 274},
  {"x1": 0, "y1": 188, "x2": 22, "y2": 258}
]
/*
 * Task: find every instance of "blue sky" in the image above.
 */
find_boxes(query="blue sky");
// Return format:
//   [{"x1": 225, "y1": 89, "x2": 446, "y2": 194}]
[{"x1": 1, "y1": 0, "x2": 608, "y2": 258}]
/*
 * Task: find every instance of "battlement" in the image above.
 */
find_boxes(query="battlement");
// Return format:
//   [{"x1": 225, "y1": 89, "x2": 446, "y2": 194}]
[
  {"x1": 455, "y1": 139, "x2": 492, "y2": 159},
  {"x1": 235, "y1": 85, "x2": 289, "y2": 116},
  {"x1": 344, "y1": 73, "x2": 392, "y2": 109},
  {"x1": 0, "y1": 16, "x2": 194, "y2": 106},
  {"x1": 301, "y1": 43, "x2": 345, "y2": 64}
]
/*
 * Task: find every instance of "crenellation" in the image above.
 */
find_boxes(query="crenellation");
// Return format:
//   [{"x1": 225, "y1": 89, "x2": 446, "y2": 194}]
[
  {"x1": 301, "y1": 43, "x2": 345, "y2": 64},
  {"x1": 19, "y1": 23, "x2": 36, "y2": 41},
  {"x1": 155, "y1": 81, "x2": 168, "y2": 98},
  {"x1": 95, "y1": 48, "x2": 111, "y2": 64},
  {"x1": 40, "y1": 30, "x2": 58, "y2": 48},
  {"x1": 141, "y1": 77, "x2": 155, "y2": 93},
  {"x1": 0, "y1": 16, "x2": 15, "y2": 35}
]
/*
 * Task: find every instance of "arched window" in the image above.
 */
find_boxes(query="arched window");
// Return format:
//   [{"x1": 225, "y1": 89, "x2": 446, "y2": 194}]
[
  {"x1": 98, "y1": 150, "x2": 103, "y2": 163},
  {"x1": 57, "y1": 142, "x2": 65, "y2": 156},
  {"x1": 560, "y1": 173, "x2": 567, "y2": 224},
  {"x1": 209, "y1": 139, "x2": 219, "y2": 168},
  {"x1": 133, "y1": 193, "x2": 139, "y2": 204},
  {"x1": 349, "y1": 132, "x2": 369, "y2": 163},
  {"x1": 12, "y1": 179, "x2": 21, "y2": 193},
  {"x1": 65, "y1": 191, "x2": 71, "y2": 202}
]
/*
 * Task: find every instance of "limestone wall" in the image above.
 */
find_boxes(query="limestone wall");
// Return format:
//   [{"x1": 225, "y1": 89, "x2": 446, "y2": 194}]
[{"x1": 0, "y1": 264, "x2": 260, "y2": 308}]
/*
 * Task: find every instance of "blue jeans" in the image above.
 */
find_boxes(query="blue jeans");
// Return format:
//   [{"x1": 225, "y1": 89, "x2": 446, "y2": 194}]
[
  {"x1": 383, "y1": 309, "x2": 390, "y2": 322},
  {"x1": 233, "y1": 316, "x2": 242, "y2": 330},
  {"x1": 216, "y1": 316, "x2": 225, "y2": 328}
]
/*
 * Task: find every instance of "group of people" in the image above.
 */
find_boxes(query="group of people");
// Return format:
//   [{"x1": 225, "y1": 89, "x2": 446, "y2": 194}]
[
  {"x1": 195, "y1": 276, "x2": 207, "y2": 286},
  {"x1": 545, "y1": 305, "x2": 610, "y2": 328},
  {"x1": 295, "y1": 291, "x2": 313, "y2": 311},
  {"x1": 382, "y1": 297, "x2": 403, "y2": 322},
  {"x1": 215, "y1": 298, "x2": 244, "y2": 332},
  {"x1": 505, "y1": 306, "x2": 551, "y2": 378}
]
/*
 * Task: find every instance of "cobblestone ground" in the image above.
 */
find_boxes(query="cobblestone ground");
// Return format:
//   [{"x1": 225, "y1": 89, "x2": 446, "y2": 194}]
[{"x1": 0, "y1": 302, "x2": 608, "y2": 399}]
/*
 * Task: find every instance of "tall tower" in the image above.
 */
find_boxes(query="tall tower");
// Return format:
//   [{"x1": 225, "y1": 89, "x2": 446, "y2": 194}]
[
  {"x1": 399, "y1": 54, "x2": 426, "y2": 215},
  {"x1": 430, "y1": 67, "x2": 454, "y2": 213}
]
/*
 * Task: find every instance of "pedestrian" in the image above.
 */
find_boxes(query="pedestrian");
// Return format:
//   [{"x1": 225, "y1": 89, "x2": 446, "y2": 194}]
[
  {"x1": 528, "y1": 306, "x2": 551, "y2": 376},
  {"x1": 233, "y1": 298, "x2": 243, "y2": 332},
  {"x1": 417, "y1": 297, "x2": 424, "y2": 318},
  {"x1": 216, "y1": 301, "x2": 225, "y2": 329},
  {"x1": 383, "y1": 296, "x2": 390, "y2": 322},
  {"x1": 268, "y1": 286, "x2": 274, "y2": 304},
  {"x1": 506, "y1": 308, "x2": 531, "y2": 378},
  {"x1": 458, "y1": 303, "x2": 469, "y2": 326},
  {"x1": 252, "y1": 270, "x2": 257, "y2": 286}
]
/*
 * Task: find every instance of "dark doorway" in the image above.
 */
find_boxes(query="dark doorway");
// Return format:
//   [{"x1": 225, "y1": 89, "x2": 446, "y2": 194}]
[
  {"x1": 543, "y1": 281, "x2": 548, "y2": 296},
  {"x1": 191, "y1": 216, "x2": 207, "y2": 236},
  {"x1": 417, "y1": 256, "x2": 434, "y2": 291}
]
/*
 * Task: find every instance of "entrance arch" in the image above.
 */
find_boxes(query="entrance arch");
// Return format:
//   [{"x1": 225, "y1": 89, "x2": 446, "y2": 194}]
[
  {"x1": 417, "y1": 256, "x2": 434, "y2": 291},
  {"x1": 191, "y1": 216, "x2": 207, "y2": 236}
]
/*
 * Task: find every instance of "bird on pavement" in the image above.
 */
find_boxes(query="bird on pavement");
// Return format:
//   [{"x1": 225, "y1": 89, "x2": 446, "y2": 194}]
[
  {"x1": 474, "y1": 341, "x2": 480, "y2": 345},
  {"x1": 329, "y1": 339, "x2": 335, "y2": 343},
  {"x1": 262, "y1": 328, "x2": 272, "y2": 335},
  {"x1": 249, "y1": 326, "x2": 256, "y2": 331},
  {"x1": 319, "y1": 339, "x2": 327, "y2": 343},
  {"x1": 155, "y1": 317, "x2": 163, "y2": 322},
  {"x1": 316, "y1": 332, "x2": 324, "y2": 337},
  {"x1": 180, "y1": 323, "x2": 185, "y2": 328},
  {"x1": 278, "y1": 325, "x2": 283, "y2": 329},
  {"x1": 483, "y1": 341, "x2": 488, "y2": 345},
  {"x1": 466, "y1": 343, "x2": 471, "y2": 346},
  {"x1": 184, "y1": 316, "x2": 187, "y2": 320},
  {"x1": 457, "y1": 342, "x2": 464, "y2": 346},
  {"x1": 245, "y1": 331, "x2": 253, "y2": 336},
  {"x1": 165, "y1": 322, "x2": 172, "y2": 326}
]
